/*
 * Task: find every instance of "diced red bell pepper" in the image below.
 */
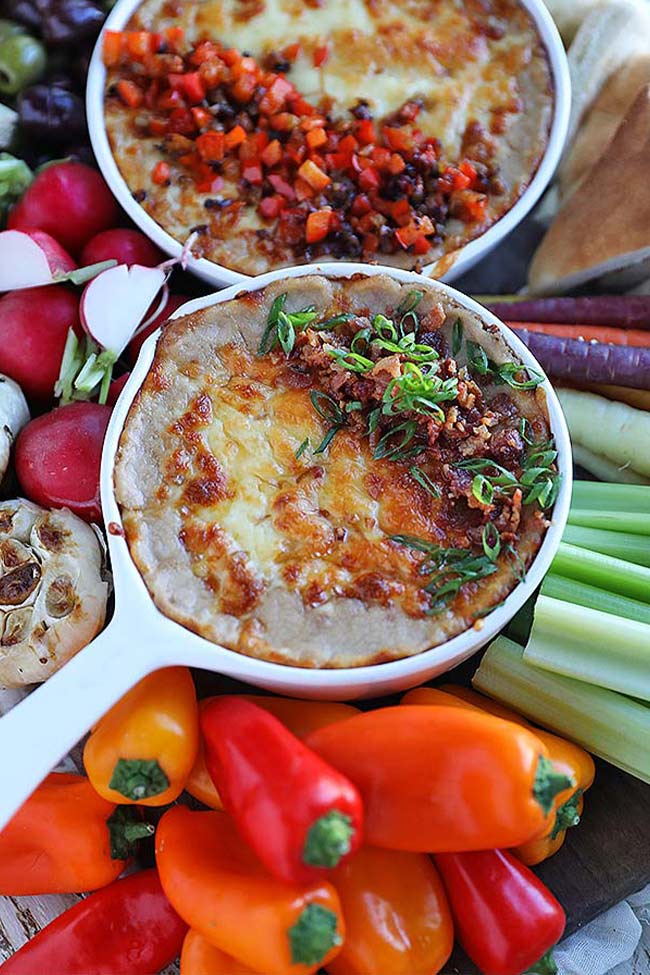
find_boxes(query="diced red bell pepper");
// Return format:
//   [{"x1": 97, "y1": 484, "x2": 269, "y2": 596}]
[
  {"x1": 306, "y1": 127, "x2": 327, "y2": 149},
  {"x1": 231, "y1": 72, "x2": 258, "y2": 104},
  {"x1": 116, "y1": 80, "x2": 143, "y2": 109},
  {"x1": 339, "y1": 134, "x2": 358, "y2": 155},
  {"x1": 371, "y1": 146, "x2": 391, "y2": 169},
  {"x1": 102, "y1": 31, "x2": 124, "y2": 67},
  {"x1": 384, "y1": 126, "x2": 412, "y2": 153},
  {"x1": 190, "y1": 41, "x2": 222, "y2": 65},
  {"x1": 444, "y1": 166, "x2": 471, "y2": 191},
  {"x1": 148, "y1": 117, "x2": 168, "y2": 136},
  {"x1": 163, "y1": 26, "x2": 185, "y2": 54},
  {"x1": 181, "y1": 72, "x2": 206, "y2": 104},
  {"x1": 412, "y1": 235, "x2": 430, "y2": 255},
  {"x1": 126, "y1": 31, "x2": 154, "y2": 60},
  {"x1": 167, "y1": 108, "x2": 195, "y2": 135},
  {"x1": 391, "y1": 198, "x2": 411, "y2": 225},
  {"x1": 358, "y1": 166, "x2": 380, "y2": 192},
  {"x1": 297, "y1": 159, "x2": 330, "y2": 191},
  {"x1": 268, "y1": 174, "x2": 296, "y2": 200},
  {"x1": 259, "y1": 195, "x2": 285, "y2": 219},
  {"x1": 191, "y1": 107, "x2": 212, "y2": 128},
  {"x1": 306, "y1": 208, "x2": 331, "y2": 243},
  {"x1": 356, "y1": 119, "x2": 376, "y2": 145},
  {"x1": 282, "y1": 41, "x2": 301, "y2": 62},
  {"x1": 289, "y1": 94, "x2": 316, "y2": 116},
  {"x1": 269, "y1": 112, "x2": 298, "y2": 131},
  {"x1": 198, "y1": 60, "x2": 225, "y2": 88},
  {"x1": 224, "y1": 124, "x2": 247, "y2": 149},
  {"x1": 242, "y1": 162, "x2": 263, "y2": 185},
  {"x1": 151, "y1": 161, "x2": 170, "y2": 185},
  {"x1": 294, "y1": 177, "x2": 314, "y2": 201},
  {"x1": 196, "y1": 131, "x2": 225, "y2": 162},
  {"x1": 351, "y1": 194, "x2": 372, "y2": 216},
  {"x1": 261, "y1": 138, "x2": 282, "y2": 167},
  {"x1": 259, "y1": 76, "x2": 294, "y2": 115},
  {"x1": 388, "y1": 153, "x2": 406, "y2": 175},
  {"x1": 362, "y1": 232, "x2": 380, "y2": 253},
  {"x1": 313, "y1": 44, "x2": 330, "y2": 67},
  {"x1": 460, "y1": 160, "x2": 478, "y2": 184}
]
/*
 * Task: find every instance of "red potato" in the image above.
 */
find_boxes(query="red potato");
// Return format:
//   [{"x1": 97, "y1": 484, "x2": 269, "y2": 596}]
[
  {"x1": 16, "y1": 402, "x2": 112, "y2": 522},
  {"x1": 8, "y1": 162, "x2": 119, "y2": 255},
  {"x1": 80, "y1": 228, "x2": 163, "y2": 269},
  {"x1": 127, "y1": 293, "x2": 189, "y2": 364},
  {"x1": 0, "y1": 286, "x2": 80, "y2": 403},
  {"x1": 0, "y1": 230, "x2": 76, "y2": 292}
]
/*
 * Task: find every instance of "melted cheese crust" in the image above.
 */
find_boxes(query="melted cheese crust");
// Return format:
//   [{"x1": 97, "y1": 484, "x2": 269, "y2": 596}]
[{"x1": 105, "y1": 0, "x2": 553, "y2": 275}]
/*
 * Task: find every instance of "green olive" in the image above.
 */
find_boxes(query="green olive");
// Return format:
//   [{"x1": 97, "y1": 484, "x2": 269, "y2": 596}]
[
  {"x1": 0, "y1": 34, "x2": 46, "y2": 97},
  {"x1": 0, "y1": 20, "x2": 26, "y2": 45}
]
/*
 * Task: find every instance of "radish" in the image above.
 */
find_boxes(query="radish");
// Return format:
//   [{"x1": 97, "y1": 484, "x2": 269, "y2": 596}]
[
  {"x1": 127, "y1": 293, "x2": 189, "y2": 364},
  {"x1": 80, "y1": 263, "x2": 167, "y2": 358},
  {"x1": 8, "y1": 161, "x2": 119, "y2": 255},
  {"x1": 15, "y1": 402, "x2": 112, "y2": 523},
  {"x1": 80, "y1": 228, "x2": 163, "y2": 269},
  {"x1": 0, "y1": 285, "x2": 81, "y2": 404},
  {"x1": 0, "y1": 229, "x2": 76, "y2": 291},
  {"x1": 106, "y1": 372, "x2": 131, "y2": 406}
]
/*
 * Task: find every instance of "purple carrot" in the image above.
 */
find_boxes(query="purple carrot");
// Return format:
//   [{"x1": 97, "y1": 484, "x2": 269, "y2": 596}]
[
  {"x1": 485, "y1": 296, "x2": 650, "y2": 328},
  {"x1": 516, "y1": 329, "x2": 650, "y2": 390}
]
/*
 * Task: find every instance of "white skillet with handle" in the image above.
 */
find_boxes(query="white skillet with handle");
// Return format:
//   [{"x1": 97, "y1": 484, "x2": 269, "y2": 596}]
[{"x1": 0, "y1": 262, "x2": 572, "y2": 831}]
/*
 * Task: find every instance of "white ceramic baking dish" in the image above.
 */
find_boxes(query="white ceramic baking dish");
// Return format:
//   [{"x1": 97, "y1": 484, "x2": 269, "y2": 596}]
[
  {"x1": 0, "y1": 263, "x2": 572, "y2": 830},
  {"x1": 85, "y1": 0, "x2": 571, "y2": 287}
]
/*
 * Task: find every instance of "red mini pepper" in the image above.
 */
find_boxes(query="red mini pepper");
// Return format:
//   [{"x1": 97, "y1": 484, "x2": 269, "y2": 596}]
[
  {"x1": 0, "y1": 869, "x2": 187, "y2": 975},
  {"x1": 434, "y1": 849, "x2": 565, "y2": 975},
  {"x1": 201, "y1": 696, "x2": 363, "y2": 885}
]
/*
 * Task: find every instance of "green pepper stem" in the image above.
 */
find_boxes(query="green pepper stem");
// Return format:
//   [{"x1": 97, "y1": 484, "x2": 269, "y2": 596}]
[
  {"x1": 533, "y1": 755, "x2": 574, "y2": 816},
  {"x1": 550, "y1": 789, "x2": 583, "y2": 840},
  {"x1": 288, "y1": 904, "x2": 341, "y2": 966},
  {"x1": 302, "y1": 810, "x2": 354, "y2": 869},
  {"x1": 109, "y1": 758, "x2": 169, "y2": 801},
  {"x1": 525, "y1": 948, "x2": 558, "y2": 974}
]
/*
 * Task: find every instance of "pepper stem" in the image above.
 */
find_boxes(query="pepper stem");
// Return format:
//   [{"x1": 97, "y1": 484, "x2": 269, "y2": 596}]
[
  {"x1": 302, "y1": 810, "x2": 354, "y2": 868},
  {"x1": 525, "y1": 949, "x2": 558, "y2": 974},
  {"x1": 533, "y1": 755, "x2": 574, "y2": 816},
  {"x1": 550, "y1": 789, "x2": 583, "y2": 840},
  {"x1": 288, "y1": 904, "x2": 342, "y2": 966},
  {"x1": 109, "y1": 758, "x2": 169, "y2": 801},
  {"x1": 106, "y1": 807, "x2": 155, "y2": 860}
]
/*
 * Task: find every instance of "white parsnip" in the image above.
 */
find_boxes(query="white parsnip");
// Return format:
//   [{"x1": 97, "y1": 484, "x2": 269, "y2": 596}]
[
  {"x1": 558, "y1": 388, "x2": 650, "y2": 478},
  {"x1": 572, "y1": 443, "x2": 650, "y2": 485}
]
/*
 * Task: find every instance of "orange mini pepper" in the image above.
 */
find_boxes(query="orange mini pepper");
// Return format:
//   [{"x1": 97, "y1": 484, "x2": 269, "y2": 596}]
[
  {"x1": 186, "y1": 696, "x2": 358, "y2": 809},
  {"x1": 327, "y1": 846, "x2": 454, "y2": 975},
  {"x1": 181, "y1": 930, "x2": 255, "y2": 975},
  {"x1": 0, "y1": 772, "x2": 150, "y2": 895},
  {"x1": 83, "y1": 667, "x2": 199, "y2": 807},
  {"x1": 156, "y1": 807, "x2": 344, "y2": 975},
  {"x1": 306, "y1": 706, "x2": 573, "y2": 853},
  {"x1": 403, "y1": 686, "x2": 596, "y2": 865}
]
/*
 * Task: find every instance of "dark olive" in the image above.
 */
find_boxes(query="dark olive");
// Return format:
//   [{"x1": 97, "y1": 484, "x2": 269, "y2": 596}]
[
  {"x1": 17, "y1": 82, "x2": 85, "y2": 141},
  {"x1": 0, "y1": 0, "x2": 40, "y2": 33},
  {"x1": 35, "y1": 0, "x2": 104, "y2": 46}
]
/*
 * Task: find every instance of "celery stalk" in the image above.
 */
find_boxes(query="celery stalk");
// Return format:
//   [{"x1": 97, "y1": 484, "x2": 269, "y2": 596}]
[
  {"x1": 523, "y1": 595, "x2": 650, "y2": 701},
  {"x1": 562, "y1": 524, "x2": 650, "y2": 568},
  {"x1": 473, "y1": 636, "x2": 650, "y2": 783},
  {"x1": 551, "y1": 543, "x2": 650, "y2": 604},
  {"x1": 570, "y1": 481, "x2": 650, "y2": 512},
  {"x1": 541, "y1": 574, "x2": 650, "y2": 624},
  {"x1": 568, "y1": 509, "x2": 650, "y2": 536}
]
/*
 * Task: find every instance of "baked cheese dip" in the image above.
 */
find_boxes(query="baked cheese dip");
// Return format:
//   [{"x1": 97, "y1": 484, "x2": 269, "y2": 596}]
[
  {"x1": 103, "y1": 0, "x2": 553, "y2": 276},
  {"x1": 115, "y1": 274, "x2": 559, "y2": 667}
]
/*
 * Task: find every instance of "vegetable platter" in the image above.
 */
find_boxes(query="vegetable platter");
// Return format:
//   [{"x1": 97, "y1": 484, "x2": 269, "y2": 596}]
[{"x1": 2, "y1": 0, "x2": 650, "y2": 973}]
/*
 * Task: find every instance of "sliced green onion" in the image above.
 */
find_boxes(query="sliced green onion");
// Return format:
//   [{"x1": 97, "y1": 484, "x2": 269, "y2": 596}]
[
  {"x1": 329, "y1": 349, "x2": 374, "y2": 373},
  {"x1": 523, "y1": 595, "x2": 650, "y2": 701},
  {"x1": 295, "y1": 437, "x2": 310, "y2": 459},
  {"x1": 472, "y1": 474, "x2": 494, "y2": 506},
  {"x1": 277, "y1": 312, "x2": 296, "y2": 355},
  {"x1": 258, "y1": 292, "x2": 287, "y2": 354},
  {"x1": 482, "y1": 522, "x2": 501, "y2": 562},
  {"x1": 473, "y1": 636, "x2": 650, "y2": 784},
  {"x1": 313, "y1": 312, "x2": 354, "y2": 330},
  {"x1": 373, "y1": 314, "x2": 398, "y2": 342},
  {"x1": 563, "y1": 524, "x2": 650, "y2": 568},
  {"x1": 451, "y1": 319, "x2": 463, "y2": 356},
  {"x1": 466, "y1": 341, "x2": 490, "y2": 375},
  {"x1": 541, "y1": 574, "x2": 650, "y2": 625},
  {"x1": 496, "y1": 362, "x2": 544, "y2": 389},
  {"x1": 409, "y1": 466, "x2": 440, "y2": 499},
  {"x1": 373, "y1": 420, "x2": 420, "y2": 462}
]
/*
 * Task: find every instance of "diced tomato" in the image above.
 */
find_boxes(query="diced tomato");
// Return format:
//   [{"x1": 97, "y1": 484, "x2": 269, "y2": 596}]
[
  {"x1": 259, "y1": 76, "x2": 294, "y2": 115},
  {"x1": 144, "y1": 79, "x2": 160, "y2": 109},
  {"x1": 191, "y1": 107, "x2": 212, "y2": 128},
  {"x1": 269, "y1": 112, "x2": 298, "y2": 131},
  {"x1": 182, "y1": 71, "x2": 206, "y2": 104},
  {"x1": 294, "y1": 177, "x2": 314, "y2": 201},
  {"x1": 282, "y1": 41, "x2": 301, "y2": 62},
  {"x1": 116, "y1": 79, "x2": 143, "y2": 108},
  {"x1": 224, "y1": 124, "x2": 247, "y2": 149},
  {"x1": 305, "y1": 208, "x2": 331, "y2": 243},
  {"x1": 102, "y1": 30, "x2": 125, "y2": 67},
  {"x1": 254, "y1": 130, "x2": 269, "y2": 152},
  {"x1": 351, "y1": 194, "x2": 372, "y2": 216},
  {"x1": 288, "y1": 94, "x2": 316, "y2": 116},
  {"x1": 167, "y1": 108, "x2": 195, "y2": 135},
  {"x1": 444, "y1": 166, "x2": 471, "y2": 191},
  {"x1": 151, "y1": 161, "x2": 170, "y2": 185},
  {"x1": 356, "y1": 119, "x2": 376, "y2": 145},
  {"x1": 287, "y1": 144, "x2": 306, "y2": 165},
  {"x1": 199, "y1": 60, "x2": 225, "y2": 87},
  {"x1": 391, "y1": 198, "x2": 411, "y2": 226},
  {"x1": 164, "y1": 26, "x2": 185, "y2": 53},
  {"x1": 126, "y1": 31, "x2": 153, "y2": 60},
  {"x1": 261, "y1": 139, "x2": 282, "y2": 167},
  {"x1": 383, "y1": 126, "x2": 412, "y2": 153},
  {"x1": 339, "y1": 134, "x2": 358, "y2": 155},
  {"x1": 297, "y1": 159, "x2": 330, "y2": 191},
  {"x1": 148, "y1": 117, "x2": 168, "y2": 136},
  {"x1": 196, "y1": 131, "x2": 225, "y2": 161},
  {"x1": 190, "y1": 40, "x2": 222, "y2": 65},
  {"x1": 221, "y1": 47, "x2": 241, "y2": 67},
  {"x1": 313, "y1": 44, "x2": 329, "y2": 67},
  {"x1": 268, "y1": 174, "x2": 296, "y2": 200},
  {"x1": 460, "y1": 160, "x2": 478, "y2": 184},
  {"x1": 371, "y1": 146, "x2": 391, "y2": 169},
  {"x1": 300, "y1": 116, "x2": 327, "y2": 133},
  {"x1": 231, "y1": 71, "x2": 258, "y2": 104},
  {"x1": 242, "y1": 162, "x2": 263, "y2": 184},
  {"x1": 457, "y1": 190, "x2": 488, "y2": 221},
  {"x1": 259, "y1": 194, "x2": 285, "y2": 219},
  {"x1": 358, "y1": 165, "x2": 380, "y2": 191},
  {"x1": 412, "y1": 235, "x2": 431, "y2": 255},
  {"x1": 157, "y1": 88, "x2": 186, "y2": 111},
  {"x1": 388, "y1": 153, "x2": 406, "y2": 175}
]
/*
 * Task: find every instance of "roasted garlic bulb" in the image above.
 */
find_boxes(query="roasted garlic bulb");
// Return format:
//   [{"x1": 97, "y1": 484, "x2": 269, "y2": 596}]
[{"x1": 0, "y1": 500, "x2": 108, "y2": 687}]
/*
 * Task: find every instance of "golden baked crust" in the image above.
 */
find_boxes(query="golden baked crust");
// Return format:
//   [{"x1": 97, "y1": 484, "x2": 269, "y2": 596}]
[
  {"x1": 105, "y1": 0, "x2": 553, "y2": 276},
  {"x1": 115, "y1": 274, "x2": 552, "y2": 667}
]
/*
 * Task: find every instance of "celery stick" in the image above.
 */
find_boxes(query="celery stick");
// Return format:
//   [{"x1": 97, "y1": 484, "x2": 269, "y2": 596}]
[
  {"x1": 563, "y1": 525, "x2": 650, "y2": 568},
  {"x1": 524, "y1": 595, "x2": 650, "y2": 700},
  {"x1": 552, "y1": 543, "x2": 650, "y2": 604},
  {"x1": 541, "y1": 574, "x2": 650, "y2": 624},
  {"x1": 571, "y1": 481, "x2": 650, "y2": 512},
  {"x1": 568, "y1": 509, "x2": 650, "y2": 536},
  {"x1": 473, "y1": 636, "x2": 650, "y2": 783}
]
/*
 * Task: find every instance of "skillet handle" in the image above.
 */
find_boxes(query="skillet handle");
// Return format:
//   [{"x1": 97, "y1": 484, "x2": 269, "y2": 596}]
[{"x1": 0, "y1": 618, "x2": 158, "y2": 832}]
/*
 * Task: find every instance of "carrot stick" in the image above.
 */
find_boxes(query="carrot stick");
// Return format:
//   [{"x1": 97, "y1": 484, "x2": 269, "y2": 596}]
[{"x1": 507, "y1": 323, "x2": 650, "y2": 347}]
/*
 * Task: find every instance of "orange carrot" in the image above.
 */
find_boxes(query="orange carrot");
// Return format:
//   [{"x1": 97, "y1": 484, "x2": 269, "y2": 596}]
[{"x1": 507, "y1": 323, "x2": 650, "y2": 348}]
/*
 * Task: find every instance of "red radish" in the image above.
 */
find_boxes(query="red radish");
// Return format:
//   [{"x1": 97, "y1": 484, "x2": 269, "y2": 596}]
[
  {"x1": 16, "y1": 402, "x2": 111, "y2": 522},
  {"x1": 80, "y1": 229, "x2": 163, "y2": 269},
  {"x1": 0, "y1": 230, "x2": 77, "y2": 292},
  {"x1": 0, "y1": 286, "x2": 80, "y2": 403},
  {"x1": 80, "y1": 263, "x2": 167, "y2": 358},
  {"x1": 8, "y1": 162, "x2": 119, "y2": 255},
  {"x1": 106, "y1": 372, "x2": 130, "y2": 406},
  {"x1": 127, "y1": 293, "x2": 189, "y2": 364}
]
